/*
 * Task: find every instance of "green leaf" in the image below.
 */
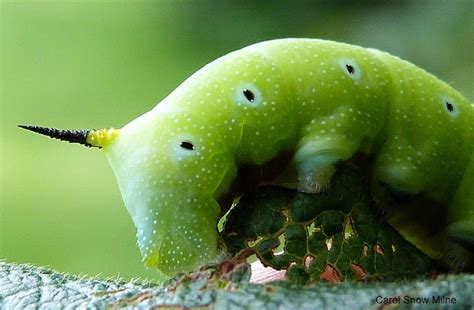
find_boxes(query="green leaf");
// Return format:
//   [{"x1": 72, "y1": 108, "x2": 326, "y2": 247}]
[{"x1": 222, "y1": 165, "x2": 437, "y2": 282}]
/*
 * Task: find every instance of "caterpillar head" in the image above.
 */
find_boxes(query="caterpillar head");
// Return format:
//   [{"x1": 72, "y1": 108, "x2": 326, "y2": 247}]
[
  {"x1": 20, "y1": 112, "x2": 237, "y2": 275},
  {"x1": 105, "y1": 111, "x2": 238, "y2": 275}
]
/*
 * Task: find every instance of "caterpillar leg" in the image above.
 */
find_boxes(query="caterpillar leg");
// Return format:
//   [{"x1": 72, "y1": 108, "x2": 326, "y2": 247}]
[
  {"x1": 293, "y1": 134, "x2": 358, "y2": 194},
  {"x1": 446, "y1": 157, "x2": 474, "y2": 270},
  {"x1": 373, "y1": 162, "x2": 424, "y2": 196},
  {"x1": 297, "y1": 158, "x2": 336, "y2": 193},
  {"x1": 372, "y1": 182, "x2": 448, "y2": 262},
  {"x1": 373, "y1": 156, "x2": 474, "y2": 271}
]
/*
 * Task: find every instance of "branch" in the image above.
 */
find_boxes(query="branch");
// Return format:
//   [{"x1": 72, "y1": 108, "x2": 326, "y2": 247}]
[{"x1": 1, "y1": 261, "x2": 473, "y2": 308}]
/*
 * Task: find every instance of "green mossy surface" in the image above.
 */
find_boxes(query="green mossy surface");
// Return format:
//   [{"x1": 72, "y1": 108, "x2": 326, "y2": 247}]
[{"x1": 1, "y1": 262, "x2": 472, "y2": 309}]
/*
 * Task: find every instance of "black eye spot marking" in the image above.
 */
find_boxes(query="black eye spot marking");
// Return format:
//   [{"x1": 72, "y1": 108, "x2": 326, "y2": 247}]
[
  {"x1": 339, "y1": 59, "x2": 361, "y2": 80},
  {"x1": 243, "y1": 89, "x2": 255, "y2": 102},
  {"x1": 236, "y1": 84, "x2": 262, "y2": 106},
  {"x1": 345, "y1": 64, "x2": 355, "y2": 75},
  {"x1": 445, "y1": 101, "x2": 454, "y2": 112},
  {"x1": 179, "y1": 141, "x2": 195, "y2": 150},
  {"x1": 440, "y1": 97, "x2": 459, "y2": 118}
]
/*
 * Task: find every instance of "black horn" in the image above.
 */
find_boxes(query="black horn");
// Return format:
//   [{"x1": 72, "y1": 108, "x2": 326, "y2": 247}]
[{"x1": 18, "y1": 125, "x2": 97, "y2": 148}]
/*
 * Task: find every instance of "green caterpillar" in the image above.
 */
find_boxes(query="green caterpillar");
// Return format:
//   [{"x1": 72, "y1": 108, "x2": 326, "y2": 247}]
[{"x1": 21, "y1": 39, "x2": 473, "y2": 275}]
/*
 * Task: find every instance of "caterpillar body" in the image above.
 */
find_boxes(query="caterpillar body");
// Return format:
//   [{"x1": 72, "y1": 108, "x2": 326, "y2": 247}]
[{"x1": 21, "y1": 39, "x2": 473, "y2": 274}]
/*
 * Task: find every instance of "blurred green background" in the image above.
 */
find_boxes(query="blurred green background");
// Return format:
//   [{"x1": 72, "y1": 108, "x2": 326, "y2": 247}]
[{"x1": 1, "y1": 0, "x2": 472, "y2": 282}]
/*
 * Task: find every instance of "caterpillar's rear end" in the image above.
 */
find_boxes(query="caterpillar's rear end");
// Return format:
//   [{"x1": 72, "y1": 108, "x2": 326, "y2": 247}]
[{"x1": 368, "y1": 48, "x2": 474, "y2": 271}]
